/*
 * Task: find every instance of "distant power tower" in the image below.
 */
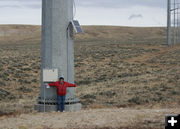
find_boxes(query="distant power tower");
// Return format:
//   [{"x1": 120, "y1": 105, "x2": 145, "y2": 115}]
[{"x1": 167, "y1": 0, "x2": 180, "y2": 45}]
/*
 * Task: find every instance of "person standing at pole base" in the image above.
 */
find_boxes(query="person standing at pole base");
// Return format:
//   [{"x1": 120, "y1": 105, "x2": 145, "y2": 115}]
[{"x1": 46, "y1": 77, "x2": 76, "y2": 112}]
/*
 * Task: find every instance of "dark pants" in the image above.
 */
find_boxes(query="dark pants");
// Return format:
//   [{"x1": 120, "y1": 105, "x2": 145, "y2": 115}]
[{"x1": 57, "y1": 95, "x2": 66, "y2": 111}]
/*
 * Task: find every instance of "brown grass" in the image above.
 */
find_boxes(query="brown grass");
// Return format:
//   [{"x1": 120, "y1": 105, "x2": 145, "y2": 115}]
[{"x1": 0, "y1": 25, "x2": 179, "y2": 115}]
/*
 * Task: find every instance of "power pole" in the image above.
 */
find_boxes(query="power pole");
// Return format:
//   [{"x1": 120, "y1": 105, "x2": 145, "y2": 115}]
[
  {"x1": 35, "y1": 0, "x2": 81, "y2": 112},
  {"x1": 174, "y1": 0, "x2": 176, "y2": 45},
  {"x1": 167, "y1": 0, "x2": 171, "y2": 46}
]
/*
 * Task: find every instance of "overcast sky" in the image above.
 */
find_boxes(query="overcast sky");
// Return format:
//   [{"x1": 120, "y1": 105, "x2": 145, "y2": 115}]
[{"x1": 0, "y1": 0, "x2": 168, "y2": 27}]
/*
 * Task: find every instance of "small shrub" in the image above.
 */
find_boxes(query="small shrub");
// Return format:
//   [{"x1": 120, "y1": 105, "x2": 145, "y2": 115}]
[
  {"x1": 76, "y1": 79, "x2": 91, "y2": 85},
  {"x1": 99, "y1": 91, "x2": 116, "y2": 97},
  {"x1": 31, "y1": 79, "x2": 37, "y2": 83},
  {"x1": 18, "y1": 79, "x2": 31, "y2": 84},
  {"x1": 170, "y1": 90, "x2": 179, "y2": 95},
  {"x1": 128, "y1": 96, "x2": 141, "y2": 105},
  {"x1": 17, "y1": 86, "x2": 33, "y2": 93},
  {"x1": 0, "y1": 80, "x2": 6, "y2": 86},
  {"x1": 0, "y1": 88, "x2": 16, "y2": 100},
  {"x1": 82, "y1": 94, "x2": 96, "y2": 99},
  {"x1": 22, "y1": 67, "x2": 32, "y2": 71}
]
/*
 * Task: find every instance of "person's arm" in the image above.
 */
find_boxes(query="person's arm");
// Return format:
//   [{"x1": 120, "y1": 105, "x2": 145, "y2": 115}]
[
  {"x1": 66, "y1": 82, "x2": 76, "y2": 87},
  {"x1": 48, "y1": 82, "x2": 57, "y2": 87}
]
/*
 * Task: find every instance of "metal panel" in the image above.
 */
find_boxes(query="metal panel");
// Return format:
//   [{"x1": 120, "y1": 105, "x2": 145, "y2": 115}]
[
  {"x1": 43, "y1": 69, "x2": 58, "y2": 82},
  {"x1": 72, "y1": 20, "x2": 83, "y2": 33}
]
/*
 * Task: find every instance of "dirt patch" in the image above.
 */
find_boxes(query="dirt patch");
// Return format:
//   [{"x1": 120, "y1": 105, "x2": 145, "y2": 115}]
[{"x1": 0, "y1": 108, "x2": 179, "y2": 129}]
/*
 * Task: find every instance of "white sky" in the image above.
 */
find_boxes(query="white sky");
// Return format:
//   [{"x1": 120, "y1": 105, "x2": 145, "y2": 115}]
[{"x1": 0, "y1": 0, "x2": 167, "y2": 27}]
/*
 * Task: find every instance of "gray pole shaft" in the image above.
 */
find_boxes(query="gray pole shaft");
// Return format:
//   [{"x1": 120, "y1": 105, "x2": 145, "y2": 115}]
[
  {"x1": 176, "y1": 7, "x2": 179, "y2": 43},
  {"x1": 174, "y1": 0, "x2": 176, "y2": 45},
  {"x1": 40, "y1": 0, "x2": 75, "y2": 100},
  {"x1": 167, "y1": 0, "x2": 171, "y2": 46},
  {"x1": 177, "y1": 8, "x2": 179, "y2": 43}
]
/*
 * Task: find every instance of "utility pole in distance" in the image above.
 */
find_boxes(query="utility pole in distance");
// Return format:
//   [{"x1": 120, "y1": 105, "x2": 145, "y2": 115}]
[{"x1": 167, "y1": 0, "x2": 171, "y2": 46}]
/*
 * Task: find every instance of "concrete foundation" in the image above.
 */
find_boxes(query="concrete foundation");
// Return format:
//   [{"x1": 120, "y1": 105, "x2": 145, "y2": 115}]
[
  {"x1": 34, "y1": 103, "x2": 82, "y2": 112},
  {"x1": 35, "y1": 97, "x2": 81, "y2": 112}
]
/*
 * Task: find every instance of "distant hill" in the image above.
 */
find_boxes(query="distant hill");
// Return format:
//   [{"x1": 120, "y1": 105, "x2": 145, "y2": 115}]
[
  {"x1": 0, "y1": 25, "x2": 41, "y2": 44},
  {"x1": 0, "y1": 25, "x2": 167, "y2": 45}
]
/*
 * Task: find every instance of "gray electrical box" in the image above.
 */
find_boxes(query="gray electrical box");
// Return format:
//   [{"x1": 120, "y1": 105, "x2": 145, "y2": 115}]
[{"x1": 43, "y1": 69, "x2": 58, "y2": 82}]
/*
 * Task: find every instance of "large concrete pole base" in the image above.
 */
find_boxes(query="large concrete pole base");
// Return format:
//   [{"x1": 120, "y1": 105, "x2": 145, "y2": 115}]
[
  {"x1": 34, "y1": 97, "x2": 82, "y2": 112},
  {"x1": 34, "y1": 103, "x2": 82, "y2": 112}
]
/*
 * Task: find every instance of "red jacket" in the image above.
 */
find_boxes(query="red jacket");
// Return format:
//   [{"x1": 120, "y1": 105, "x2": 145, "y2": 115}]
[{"x1": 48, "y1": 81, "x2": 76, "y2": 96}]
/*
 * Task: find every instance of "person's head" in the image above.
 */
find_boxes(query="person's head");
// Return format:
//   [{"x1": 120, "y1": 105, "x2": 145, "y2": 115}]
[{"x1": 59, "y1": 77, "x2": 64, "y2": 83}]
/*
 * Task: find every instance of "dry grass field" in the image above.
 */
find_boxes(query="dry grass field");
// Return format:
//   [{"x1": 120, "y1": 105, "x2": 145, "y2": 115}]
[{"x1": 0, "y1": 25, "x2": 180, "y2": 129}]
